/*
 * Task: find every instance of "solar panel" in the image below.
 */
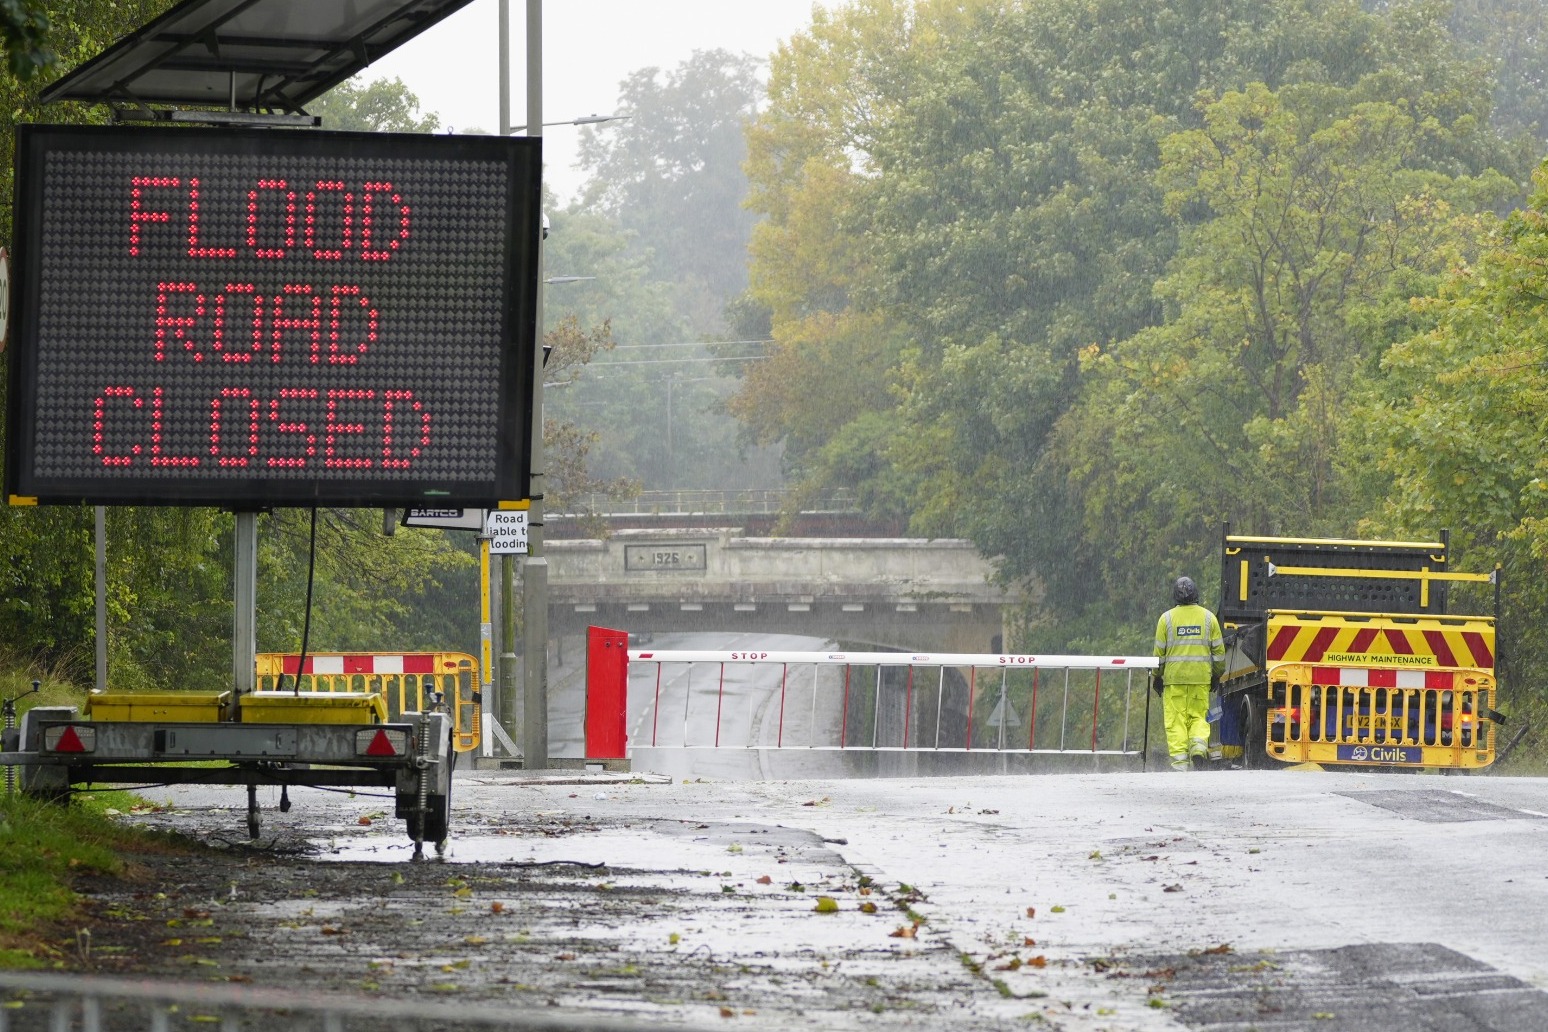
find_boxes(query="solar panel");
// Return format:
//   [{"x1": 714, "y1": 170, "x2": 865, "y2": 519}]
[{"x1": 39, "y1": 0, "x2": 478, "y2": 115}]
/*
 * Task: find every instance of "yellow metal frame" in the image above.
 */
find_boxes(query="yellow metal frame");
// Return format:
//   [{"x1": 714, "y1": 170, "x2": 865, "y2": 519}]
[
  {"x1": 1226, "y1": 534, "x2": 1445, "y2": 550},
  {"x1": 254, "y1": 652, "x2": 481, "y2": 752}
]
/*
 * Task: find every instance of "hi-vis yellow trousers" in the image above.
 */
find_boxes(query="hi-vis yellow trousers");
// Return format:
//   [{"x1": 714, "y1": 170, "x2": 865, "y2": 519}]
[{"x1": 1164, "y1": 682, "x2": 1211, "y2": 770}]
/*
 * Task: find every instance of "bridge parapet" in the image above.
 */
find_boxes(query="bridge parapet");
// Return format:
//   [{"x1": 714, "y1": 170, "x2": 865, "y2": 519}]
[{"x1": 548, "y1": 528, "x2": 1018, "y2": 654}]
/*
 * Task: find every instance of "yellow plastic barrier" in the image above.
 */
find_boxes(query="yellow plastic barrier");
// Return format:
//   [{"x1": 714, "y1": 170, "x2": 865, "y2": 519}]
[
  {"x1": 1265, "y1": 661, "x2": 1495, "y2": 769},
  {"x1": 255, "y1": 652, "x2": 480, "y2": 752}
]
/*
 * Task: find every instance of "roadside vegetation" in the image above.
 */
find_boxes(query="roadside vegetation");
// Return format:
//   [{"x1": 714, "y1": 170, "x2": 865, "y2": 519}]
[
  {"x1": 0, "y1": 783, "x2": 195, "y2": 969},
  {"x1": 1, "y1": 659, "x2": 208, "y2": 968}
]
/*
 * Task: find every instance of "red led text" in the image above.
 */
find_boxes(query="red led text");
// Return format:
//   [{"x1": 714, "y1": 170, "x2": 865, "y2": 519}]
[
  {"x1": 130, "y1": 176, "x2": 410, "y2": 260},
  {"x1": 92, "y1": 386, "x2": 430, "y2": 470},
  {"x1": 112, "y1": 174, "x2": 432, "y2": 473},
  {"x1": 154, "y1": 282, "x2": 378, "y2": 364}
]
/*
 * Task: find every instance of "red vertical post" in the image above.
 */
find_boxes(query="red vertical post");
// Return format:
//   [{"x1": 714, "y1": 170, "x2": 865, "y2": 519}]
[
  {"x1": 1091, "y1": 670, "x2": 1102, "y2": 752},
  {"x1": 965, "y1": 667, "x2": 977, "y2": 750},
  {"x1": 715, "y1": 664, "x2": 726, "y2": 748},
  {"x1": 584, "y1": 626, "x2": 629, "y2": 759},
  {"x1": 840, "y1": 665, "x2": 852, "y2": 748},
  {"x1": 651, "y1": 665, "x2": 662, "y2": 747},
  {"x1": 777, "y1": 663, "x2": 788, "y2": 748},
  {"x1": 1028, "y1": 668, "x2": 1040, "y2": 750}
]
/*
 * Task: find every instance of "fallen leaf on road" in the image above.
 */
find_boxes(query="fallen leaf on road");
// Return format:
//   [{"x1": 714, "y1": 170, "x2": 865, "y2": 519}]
[
  {"x1": 755, "y1": 875, "x2": 772, "y2": 885},
  {"x1": 1162, "y1": 884, "x2": 1183, "y2": 893},
  {"x1": 1024, "y1": 937, "x2": 1037, "y2": 947},
  {"x1": 320, "y1": 926, "x2": 346, "y2": 935},
  {"x1": 357, "y1": 817, "x2": 372, "y2": 826},
  {"x1": 718, "y1": 1007, "x2": 735, "y2": 1018},
  {"x1": 490, "y1": 902, "x2": 505, "y2": 914},
  {"x1": 814, "y1": 896, "x2": 839, "y2": 913},
  {"x1": 889, "y1": 923, "x2": 919, "y2": 939},
  {"x1": 1201, "y1": 943, "x2": 1233, "y2": 955},
  {"x1": 859, "y1": 902, "x2": 878, "y2": 914},
  {"x1": 1029, "y1": 956, "x2": 1047, "y2": 968},
  {"x1": 1026, "y1": 907, "x2": 1036, "y2": 918}
]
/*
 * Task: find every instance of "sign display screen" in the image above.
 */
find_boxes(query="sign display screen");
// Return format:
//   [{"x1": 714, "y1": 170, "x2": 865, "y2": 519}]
[{"x1": 6, "y1": 125, "x2": 541, "y2": 507}]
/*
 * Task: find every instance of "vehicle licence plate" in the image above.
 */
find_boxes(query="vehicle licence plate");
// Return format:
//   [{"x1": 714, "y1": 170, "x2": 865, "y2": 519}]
[{"x1": 1337, "y1": 744, "x2": 1421, "y2": 764}]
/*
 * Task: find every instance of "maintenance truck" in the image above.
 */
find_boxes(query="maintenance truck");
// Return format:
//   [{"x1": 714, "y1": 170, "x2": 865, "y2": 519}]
[
  {"x1": 1217, "y1": 530, "x2": 1503, "y2": 770},
  {"x1": 1, "y1": 652, "x2": 480, "y2": 859}
]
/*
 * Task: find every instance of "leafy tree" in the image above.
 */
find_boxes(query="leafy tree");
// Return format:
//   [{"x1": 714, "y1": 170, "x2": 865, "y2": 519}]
[
  {"x1": 255, "y1": 510, "x2": 475, "y2": 658},
  {"x1": 0, "y1": 0, "x2": 51, "y2": 79},
  {"x1": 308, "y1": 76, "x2": 441, "y2": 133},
  {"x1": 738, "y1": 0, "x2": 1532, "y2": 650},
  {"x1": 554, "y1": 49, "x2": 787, "y2": 496},
  {"x1": 556, "y1": 90, "x2": 785, "y2": 493},
  {"x1": 1052, "y1": 82, "x2": 1512, "y2": 621},
  {"x1": 1390, "y1": 0, "x2": 1548, "y2": 150},
  {"x1": 1359, "y1": 159, "x2": 1548, "y2": 730},
  {"x1": 575, "y1": 48, "x2": 763, "y2": 323}
]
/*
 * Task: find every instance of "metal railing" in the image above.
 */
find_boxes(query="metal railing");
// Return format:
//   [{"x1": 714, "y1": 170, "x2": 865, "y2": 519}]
[
  {"x1": 555, "y1": 488, "x2": 859, "y2": 518},
  {"x1": 628, "y1": 650, "x2": 1157, "y2": 759}
]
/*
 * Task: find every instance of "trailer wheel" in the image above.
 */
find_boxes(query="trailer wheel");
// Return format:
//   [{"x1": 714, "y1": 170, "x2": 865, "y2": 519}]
[
  {"x1": 1239, "y1": 694, "x2": 1267, "y2": 769},
  {"x1": 409, "y1": 789, "x2": 451, "y2": 847}
]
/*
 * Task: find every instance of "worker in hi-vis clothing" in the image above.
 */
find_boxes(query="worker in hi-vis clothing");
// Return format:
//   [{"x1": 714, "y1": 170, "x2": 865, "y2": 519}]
[{"x1": 1153, "y1": 576, "x2": 1226, "y2": 771}]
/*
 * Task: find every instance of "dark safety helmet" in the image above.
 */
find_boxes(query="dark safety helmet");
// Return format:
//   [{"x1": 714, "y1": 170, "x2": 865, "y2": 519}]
[{"x1": 1173, "y1": 576, "x2": 1200, "y2": 605}]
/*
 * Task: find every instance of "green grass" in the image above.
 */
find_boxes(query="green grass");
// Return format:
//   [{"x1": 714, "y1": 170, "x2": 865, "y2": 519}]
[{"x1": 0, "y1": 788, "x2": 196, "y2": 969}]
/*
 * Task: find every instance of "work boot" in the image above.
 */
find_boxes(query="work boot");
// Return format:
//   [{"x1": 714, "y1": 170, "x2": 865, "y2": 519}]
[
  {"x1": 1191, "y1": 754, "x2": 1209, "y2": 771},
  {"x1": 1170, "y1": 756, "x2": 1191, "y2": 772}
]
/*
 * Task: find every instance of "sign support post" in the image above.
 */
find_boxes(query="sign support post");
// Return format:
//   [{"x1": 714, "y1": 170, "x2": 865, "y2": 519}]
[{"x1": 232, "y1": 511, "x2": 257, "y2": 698}]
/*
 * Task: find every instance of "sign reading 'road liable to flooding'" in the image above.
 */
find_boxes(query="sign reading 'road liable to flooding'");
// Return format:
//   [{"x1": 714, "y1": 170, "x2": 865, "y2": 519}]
[
  {"x1": 484, "y1": 510, "x2": 528, "y2": 554},
  {"x1": 5, "y1": 125, "x2": 542, "y2": 508}
]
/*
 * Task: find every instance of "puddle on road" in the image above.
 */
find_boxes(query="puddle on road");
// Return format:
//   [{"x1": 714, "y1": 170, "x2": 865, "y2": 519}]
[
  {"x1": 313, "y1": 818, "x2": 846, "y2": 871},
  {"x1": 298, "y1": 819, "x2": 943, "y2": 983}
]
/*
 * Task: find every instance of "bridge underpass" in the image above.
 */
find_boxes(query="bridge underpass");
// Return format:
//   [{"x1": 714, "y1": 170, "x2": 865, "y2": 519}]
[{"x1": 546, "y1": 527, "x2": 1017, "y2": 655}]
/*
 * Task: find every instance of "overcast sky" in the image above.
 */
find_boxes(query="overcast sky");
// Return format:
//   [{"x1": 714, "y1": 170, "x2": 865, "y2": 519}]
[{"x1": 365, "y1": 0, "x2": 825, "y2": 204}]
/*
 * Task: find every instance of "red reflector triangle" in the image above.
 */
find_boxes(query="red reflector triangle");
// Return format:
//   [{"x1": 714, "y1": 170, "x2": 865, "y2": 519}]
[
  {"x1": 364, "y1": 730, "x2": 398, "y2": 757},
  {"x1": 56, "y1": 726, "x2": 85, "y2": 752}
]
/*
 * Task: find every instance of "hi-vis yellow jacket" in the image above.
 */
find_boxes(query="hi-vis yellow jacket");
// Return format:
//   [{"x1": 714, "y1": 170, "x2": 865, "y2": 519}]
[{"x1": 1154, "y1": 603, "x2": 1226, "y2": 687}]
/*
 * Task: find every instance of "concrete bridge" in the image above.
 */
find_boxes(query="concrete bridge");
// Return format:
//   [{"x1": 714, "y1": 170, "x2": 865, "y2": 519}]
[{"x1": 545, "y1": 526, "x2": 1017, "y2": 654}]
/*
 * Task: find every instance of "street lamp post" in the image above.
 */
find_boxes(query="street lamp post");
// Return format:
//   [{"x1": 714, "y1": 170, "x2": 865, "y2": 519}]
[
  {"x1": 522, "y1": 0, "x2": 548, "y2": 770},
  {"x1": 495, "y1": 1, "x2": 621, "y2": 768}
]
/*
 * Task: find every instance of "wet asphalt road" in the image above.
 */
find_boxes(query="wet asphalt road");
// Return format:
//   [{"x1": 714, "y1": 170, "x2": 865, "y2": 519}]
[{"x1": 89, "y1": 766, "x2": 1548, "y2": 1032}]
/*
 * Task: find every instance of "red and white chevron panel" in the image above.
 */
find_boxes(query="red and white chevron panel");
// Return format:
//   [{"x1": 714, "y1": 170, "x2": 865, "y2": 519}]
[{"x1": 278, "y1": 654, "x2": 439, "y2": 676}]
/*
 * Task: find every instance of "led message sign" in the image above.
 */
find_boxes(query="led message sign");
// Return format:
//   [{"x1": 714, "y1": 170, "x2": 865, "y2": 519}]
[{"x1": 6, "y1": 125, "x2": 541, "y2": 507}]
